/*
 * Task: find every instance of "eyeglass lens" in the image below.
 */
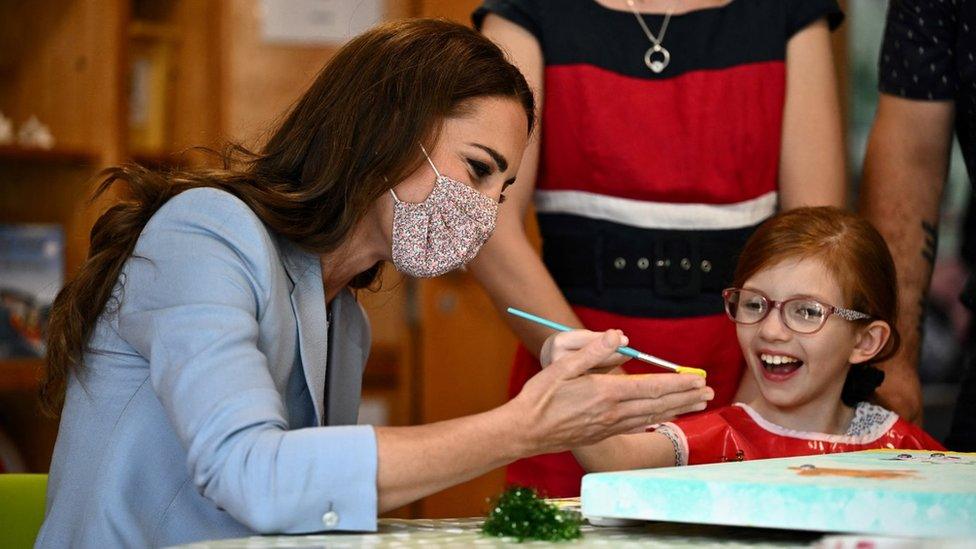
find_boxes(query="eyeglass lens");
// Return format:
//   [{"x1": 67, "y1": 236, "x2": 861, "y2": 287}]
[{"x1": 725, "y1": 289, "x2": 828, "y2": 333}]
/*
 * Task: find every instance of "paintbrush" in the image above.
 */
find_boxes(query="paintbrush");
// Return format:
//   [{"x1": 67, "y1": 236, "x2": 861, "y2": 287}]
[{"x1": 506, "y1": 307, "x2": 707, "y2": 377}]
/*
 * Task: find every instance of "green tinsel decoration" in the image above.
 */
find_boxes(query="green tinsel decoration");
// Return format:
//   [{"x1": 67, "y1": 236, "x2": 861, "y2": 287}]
[{"x1": 481, "y1": 486, "x2": 583, "y2": 542}]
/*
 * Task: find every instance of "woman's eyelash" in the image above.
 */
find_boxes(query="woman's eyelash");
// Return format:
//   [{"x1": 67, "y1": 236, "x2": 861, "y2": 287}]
[
  {"x1": 468, "y1": 159, "x2": 492, "y2": 178},
  {"x1": 499, "y1": 194, "x2": 507, "y2": 204}
]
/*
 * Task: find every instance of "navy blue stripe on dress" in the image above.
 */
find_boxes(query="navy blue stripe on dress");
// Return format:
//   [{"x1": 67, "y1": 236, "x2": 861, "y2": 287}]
[{"x1": 474, "y1": 0, "x2": 843, "y2": 80}]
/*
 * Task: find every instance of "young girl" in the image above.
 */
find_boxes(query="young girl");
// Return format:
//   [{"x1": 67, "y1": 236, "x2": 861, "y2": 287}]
[{"x1": 545, "y1": 207, "x2": 943, "y2": 471}]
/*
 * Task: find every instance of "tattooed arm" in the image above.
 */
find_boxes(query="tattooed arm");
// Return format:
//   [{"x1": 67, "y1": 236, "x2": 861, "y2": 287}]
[{"x1": 859, "y1": 94, "x2": 955, "y2": 424}]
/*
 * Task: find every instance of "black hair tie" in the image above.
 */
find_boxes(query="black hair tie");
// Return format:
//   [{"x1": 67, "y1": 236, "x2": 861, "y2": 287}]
[{"x1": 841, "y1": 363, "x2": 886, "y2": 408}]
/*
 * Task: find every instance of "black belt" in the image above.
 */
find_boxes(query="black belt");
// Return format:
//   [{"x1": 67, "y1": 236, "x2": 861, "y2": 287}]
[{"x1": 539, "y1": 214, "x2": 758, "y2": 318}]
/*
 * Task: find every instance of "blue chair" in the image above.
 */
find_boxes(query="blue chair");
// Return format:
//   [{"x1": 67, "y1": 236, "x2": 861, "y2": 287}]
[{"x1": 0, "y1": 474, "x2": 48, "y2": 548}]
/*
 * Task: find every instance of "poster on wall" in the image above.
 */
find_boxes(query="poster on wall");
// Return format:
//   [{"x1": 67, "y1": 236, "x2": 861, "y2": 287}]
[{"x1": 0, "y1": 224, "x2": 64, "y2": 359}]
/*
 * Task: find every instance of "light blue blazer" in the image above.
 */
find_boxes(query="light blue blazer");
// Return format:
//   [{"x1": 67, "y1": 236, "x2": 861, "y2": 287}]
[{"x1": 36, "y1": 188, "x2": 377, "y2": 548}]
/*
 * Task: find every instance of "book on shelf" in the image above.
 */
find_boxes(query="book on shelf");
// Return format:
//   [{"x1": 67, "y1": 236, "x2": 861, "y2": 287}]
[
  {"x1": 0, "y1": 224, "x2": 64, "y2": 359},
  {"x1": 128, "y1": 25, "x2": 176, "y2": 155}
]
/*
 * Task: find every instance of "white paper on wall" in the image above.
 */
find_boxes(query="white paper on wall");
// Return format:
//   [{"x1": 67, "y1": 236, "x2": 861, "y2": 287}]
[{"x1": 260, "y1": 0, "x2": 384, "y2": 45}]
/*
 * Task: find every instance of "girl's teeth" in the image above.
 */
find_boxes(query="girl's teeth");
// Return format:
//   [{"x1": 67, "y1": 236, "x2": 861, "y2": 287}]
[{"x1": 761, "y1": 354, "x2": 798, "y2": 365}]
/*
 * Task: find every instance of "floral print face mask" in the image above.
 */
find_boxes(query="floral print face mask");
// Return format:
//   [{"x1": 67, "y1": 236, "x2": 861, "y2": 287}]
[{"x1": 390, "y1": 145, "x2": 498, "y2": 278}]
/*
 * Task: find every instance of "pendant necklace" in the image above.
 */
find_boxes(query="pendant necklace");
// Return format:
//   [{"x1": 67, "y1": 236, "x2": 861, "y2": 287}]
[{"x1": 626, "y1": 0, "x2": 675, "y2": 73}]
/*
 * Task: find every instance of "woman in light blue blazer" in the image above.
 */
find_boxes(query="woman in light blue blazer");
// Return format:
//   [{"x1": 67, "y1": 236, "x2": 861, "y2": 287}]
[{"x1": 35, "y1": 19, "x2": 712, "y2": 548}]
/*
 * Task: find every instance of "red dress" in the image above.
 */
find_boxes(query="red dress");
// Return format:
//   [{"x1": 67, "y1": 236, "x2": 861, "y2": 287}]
[
  {"x1": 473, "y1": 0, "x2": 844, "y2": 496},
  {"x1": 655, "y1": 403, "x2": 945, "y2": 466}
]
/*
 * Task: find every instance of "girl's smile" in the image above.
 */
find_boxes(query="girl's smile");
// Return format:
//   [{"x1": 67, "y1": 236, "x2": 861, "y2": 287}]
[{"x1": 756, "y1": 349, "x2": 804, "y2": 382}]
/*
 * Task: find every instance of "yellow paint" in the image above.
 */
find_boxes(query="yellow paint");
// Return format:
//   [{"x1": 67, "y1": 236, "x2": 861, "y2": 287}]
[{"x1": 675, "y1": 366, "x2": 707, "y2": 378}]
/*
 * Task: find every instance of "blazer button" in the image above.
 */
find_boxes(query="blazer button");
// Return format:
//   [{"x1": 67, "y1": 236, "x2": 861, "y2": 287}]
[{"x1": 322, "y1": 510, "x2": 340, "y2": 529}]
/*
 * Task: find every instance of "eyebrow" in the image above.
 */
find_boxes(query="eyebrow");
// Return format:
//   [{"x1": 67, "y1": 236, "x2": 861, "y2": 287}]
[
  {"x1": 743, "y1": 287, "x2": 832, "y2": 303},
  {"x1": 793, "y1": 293, "x2": 832, "y2": 303},
  {"x1": 469, "y1": 143, "x2": 508, "y2": 172}
]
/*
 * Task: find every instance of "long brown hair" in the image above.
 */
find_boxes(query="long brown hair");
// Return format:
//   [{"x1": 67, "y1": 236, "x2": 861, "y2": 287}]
[
  {"x1": 41, "y1": 18, "x2": 534, "y2": 414},
  {"x1": 732, "y1": 207, "x2": 900, "y2": 406}
]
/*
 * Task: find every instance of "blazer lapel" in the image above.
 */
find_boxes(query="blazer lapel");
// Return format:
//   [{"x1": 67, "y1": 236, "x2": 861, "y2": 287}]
[{"x1": 278, "y1": 238, "x2": 328, "y2": 426}]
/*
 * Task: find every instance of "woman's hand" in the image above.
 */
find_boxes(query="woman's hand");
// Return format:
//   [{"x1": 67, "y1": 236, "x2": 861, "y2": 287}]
[
  {"x1": 540, "y1": 329, "x2": 631, "y2": 373},
  {"x1": 507, "y1": 330, "x2": 713, "y2": 457},
  {"x1": 375, "y1": 329, "x2": 712, "y2": 512}
]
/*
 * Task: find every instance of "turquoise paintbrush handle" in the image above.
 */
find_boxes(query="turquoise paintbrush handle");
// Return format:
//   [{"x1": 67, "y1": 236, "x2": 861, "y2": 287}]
[{"x1": 505, "y1": 307, "x2": 706, "y2": 377}]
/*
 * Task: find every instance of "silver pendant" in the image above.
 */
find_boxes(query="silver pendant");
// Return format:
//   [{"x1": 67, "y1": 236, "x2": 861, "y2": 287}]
[{"x1": 644, "y1": 44, "x2": 671, "y2": 74}]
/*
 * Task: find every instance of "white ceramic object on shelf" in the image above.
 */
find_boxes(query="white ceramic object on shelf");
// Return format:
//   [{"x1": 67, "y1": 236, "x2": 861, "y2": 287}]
[{"x1": 17, "y1": 115, "x2": 55, "y2": 149}]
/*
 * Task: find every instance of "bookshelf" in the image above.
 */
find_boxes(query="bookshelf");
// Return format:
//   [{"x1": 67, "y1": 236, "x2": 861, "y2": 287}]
[{"x1": 0, "y1": 0, "x2": 217, "y2": 472}]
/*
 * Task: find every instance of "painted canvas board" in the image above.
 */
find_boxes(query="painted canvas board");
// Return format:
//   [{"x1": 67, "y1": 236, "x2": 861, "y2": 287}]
[{"x1": 581, "y1": 449, "x2": 976, "y2": 538}]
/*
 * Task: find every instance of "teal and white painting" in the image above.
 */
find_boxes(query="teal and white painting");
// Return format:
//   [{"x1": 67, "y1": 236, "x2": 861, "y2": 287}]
[{"x1": 581, "y1": 449, "x2": 976, "y2": 538}]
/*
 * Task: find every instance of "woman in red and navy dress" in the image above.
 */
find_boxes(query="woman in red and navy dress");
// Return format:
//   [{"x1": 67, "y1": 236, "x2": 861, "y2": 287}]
[{"x1": 469, "y1": 0, "x2": 846, "y2": 497}]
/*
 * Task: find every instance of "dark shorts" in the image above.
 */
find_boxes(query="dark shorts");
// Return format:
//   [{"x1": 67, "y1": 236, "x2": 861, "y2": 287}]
[{"x1": 945, "y1": 280, "x2": 976, "y2": 452}]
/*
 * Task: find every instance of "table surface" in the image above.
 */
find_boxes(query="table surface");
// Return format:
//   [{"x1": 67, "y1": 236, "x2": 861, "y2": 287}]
[{"x1": 171, "y1": 517, "x2": 968, "y2": 548}]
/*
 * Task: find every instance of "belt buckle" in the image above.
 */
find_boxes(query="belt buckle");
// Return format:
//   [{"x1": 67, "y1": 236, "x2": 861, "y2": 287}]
[{"x1": 653, "y1": 234, "x2": 702, "y2": 298}]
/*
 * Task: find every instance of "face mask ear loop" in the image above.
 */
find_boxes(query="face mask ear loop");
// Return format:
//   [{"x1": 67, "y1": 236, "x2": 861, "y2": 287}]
[{"x1": 419, "y1": 143, "x2": 441, "y2": 179}]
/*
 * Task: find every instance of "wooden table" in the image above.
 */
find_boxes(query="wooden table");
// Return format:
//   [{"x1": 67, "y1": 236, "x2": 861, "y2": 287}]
[{"x1": 171, "y1": 517, "x2": 967, "y2": 548}]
